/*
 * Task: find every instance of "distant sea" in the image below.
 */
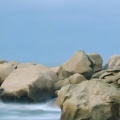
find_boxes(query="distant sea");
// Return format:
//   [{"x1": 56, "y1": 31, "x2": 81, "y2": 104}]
[{"x1": 0, "y1": 99, "x2": 61, "y2": 120}]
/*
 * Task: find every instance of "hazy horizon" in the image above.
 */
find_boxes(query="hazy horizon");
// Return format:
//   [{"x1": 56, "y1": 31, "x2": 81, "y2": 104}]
[{"x1": 0, "y1": 0, "x2": 120, "y2": 66}]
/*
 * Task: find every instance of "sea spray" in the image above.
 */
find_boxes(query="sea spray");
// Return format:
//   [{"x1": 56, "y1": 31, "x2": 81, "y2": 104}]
[{"x1": 0, "y1": 99, "x2": 61, "y2": 120}]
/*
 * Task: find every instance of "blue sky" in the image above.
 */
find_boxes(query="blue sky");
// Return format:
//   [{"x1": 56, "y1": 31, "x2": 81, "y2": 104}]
[{"x1": 0, "y1": 0, "x2": 120, "y2": 66}]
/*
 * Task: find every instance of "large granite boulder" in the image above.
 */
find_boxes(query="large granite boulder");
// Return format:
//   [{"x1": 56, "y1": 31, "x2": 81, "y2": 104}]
[
  {"x1": 106, "y1": 55, "x2": 120, "y2": 69},
  {"x1": 57, "y1": 80, "x2": 120, "y2": 120},
  {"x1": 58, "y1": 51, "x2": 95, "y2": 80},
  {"x1": 88, "y1": 53, "x2": 103, "y2": 72},
  {"x1": 0, "y1": 65, "x2": 59, "y2": 103},
  {"x1": 0, "y1": 63, "x2": 15, "y2": 85}
]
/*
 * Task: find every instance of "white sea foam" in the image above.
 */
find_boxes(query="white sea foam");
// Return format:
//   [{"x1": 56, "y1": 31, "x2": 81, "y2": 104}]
[{"x1": 0, "y1": 99, "x2": 61, "y2": 120}]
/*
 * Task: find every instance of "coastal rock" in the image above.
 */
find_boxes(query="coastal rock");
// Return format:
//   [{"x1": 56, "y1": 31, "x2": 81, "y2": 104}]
[
  {"x1": 55, "y1": 78, "x2": 70, "y2": 90},
  {"x1": 88, "y1": 53, "x2": 103, "y2": 72},
  {"x1": 58, "y1": 51, "x2": 95, "y2": 80},
  {"x1": 0, "y1": 63, "x2": 15, "y2": 85},
  {"x1": 92, "y1": 70, "x2": 106, "y2": 78},
  {"x1": 0, "y1": 65, "x2": 59, "y2": 103},
  {"x1": 107, "y1": 55, "x2": 120, "y2": 69},
  {"x1": 57, "y1": 80, "x2": 120, "y2": 120},
  {"x1": 69, "y1": 73, "x2": 87, "y2": 84},
  {"x1": 99, "y1": 69, "x2": 120, "y2": 88},
  {"x1": 55, "y1": 73, "x2": 87, "y2": 90}
]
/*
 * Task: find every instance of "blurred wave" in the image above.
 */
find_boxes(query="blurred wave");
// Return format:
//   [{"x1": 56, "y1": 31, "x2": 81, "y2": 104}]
[{"x1": 0, "y1": 99, "x2": 61, "y2": 120}]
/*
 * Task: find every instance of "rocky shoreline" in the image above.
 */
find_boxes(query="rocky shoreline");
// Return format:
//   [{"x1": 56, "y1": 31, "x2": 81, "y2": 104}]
[{"x1": 0, "y1": 50, "x2": 120, "y2": 120}]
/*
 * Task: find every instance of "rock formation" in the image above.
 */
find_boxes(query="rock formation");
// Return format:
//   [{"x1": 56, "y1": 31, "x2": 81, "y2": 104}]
[
  {"x1": 57, "y1": 51, "x2": 95, "y2": 80},
  {"x1": 0, "y1": 65, "x2": 59, "y2": 103},
  {"x1": 0, "y1": 50, "x2": 120, "y2": 120},
  {"x1": 57, "y1": 80, "x2": 120, "y2": 120}
]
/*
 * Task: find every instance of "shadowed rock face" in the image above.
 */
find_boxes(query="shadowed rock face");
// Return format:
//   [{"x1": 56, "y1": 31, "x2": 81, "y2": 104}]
[
  {"x1": 0, "y1": 65, "x2": 59, "y2": 103},
  {"x1": 57, "y1": 80, "x2": 120, "y2": 120},
  {"x1": 88, "y1": 53, "x2": 103, "y2": 72},
  {"x1": 57, "y1": 51, "x2": 95, "y2": 80}
]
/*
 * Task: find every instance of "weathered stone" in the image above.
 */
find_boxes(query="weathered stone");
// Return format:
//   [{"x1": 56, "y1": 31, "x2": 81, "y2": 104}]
[
  {"x1": 0, "y1": 65, "x2": 59, "y2": 103},
  {"x1": 99, "y1": 71, "x2": 120, "y2": 87},
  {"x1": 107, "y1": 55, "x2": 120, "y2": 69},
  {"x1": 99, "y1": 72, "x2": 114, "y2": 79},
  {"x1": 55, "y1": 78, "x2": 70, "y2": 90},
  {"x1": 57, "y1": 80, "x2": 120, "y2": 120},
  {"x1": 88, "y1": 53, "x2": 103, "y2": 72},
  {"x1": 0, "y1": 63, "x2": 15, "y2": 85},
  {"x1": 101, "y1": 76, "x2": 118, "y2": 83},
  {"x1": 58, "y1": 51, "x2": 95, "y2": 80},
  {"x1": 69, "y1": 73, "x2": 87, "y2": 84},
  {"x1": 92, "y1": 70, "x2": 106, "y2": 78},
  {"x1": 55, "y1": 73, "x2": 87, "y2": 90}
]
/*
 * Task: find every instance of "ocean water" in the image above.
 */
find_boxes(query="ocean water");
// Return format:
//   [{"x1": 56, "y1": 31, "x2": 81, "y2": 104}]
[{"x1": 0, "y1": 99, "x2": 61, "y2": 120}]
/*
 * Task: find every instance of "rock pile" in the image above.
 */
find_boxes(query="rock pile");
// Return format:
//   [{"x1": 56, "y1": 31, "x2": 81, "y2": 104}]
[
  {"x1": 0, "y1": 50, "x2": 120, "y2": 120},
  {"x1": 56, "y1": 51, "x2": 120, "y2": 120},
  {"x1": 0, "y1": 63, "x2": 59, "y2": 103}
]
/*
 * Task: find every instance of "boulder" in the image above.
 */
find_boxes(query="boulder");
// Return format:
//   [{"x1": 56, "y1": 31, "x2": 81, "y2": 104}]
[
  {"x1": 55, "y1": 78, "x2": 70, "y2": 90},
  {"x1": 0, "y1": 63, "x2": 15, "y2": 85},
  {"x1": 88, "y1": 53, "x2": 103, "y2": 72},
  {"x1": 55, "y1": 73, "x2": 87, "y2": 90},
  {"x1": 57, "y1": 80, "x2": 120, "y2": 120},
  {"x1": 58, "y1": 51, "x2": 95, "y2": 80},
  {"x1": 0, "y1": 65, "x2": 59, "y2": 103},
  {"x1": 69, "y1": 73, "x2": 87, "y2": 84},
  {"x1": 107, "y1": 55, "x2": 120, "y2": 69}
]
